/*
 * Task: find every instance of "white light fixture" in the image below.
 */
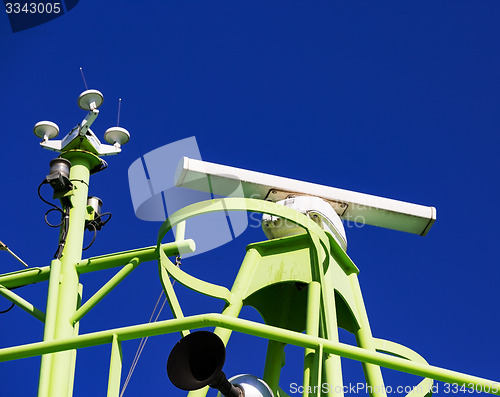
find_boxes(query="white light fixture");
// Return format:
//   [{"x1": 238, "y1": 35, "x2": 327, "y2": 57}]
[
  {"x1": 48, "y1": 158, "x2": 71, "y2": 179},
  {"x1": 46, "y1": 158, "x2": 73, "y2": 192}
]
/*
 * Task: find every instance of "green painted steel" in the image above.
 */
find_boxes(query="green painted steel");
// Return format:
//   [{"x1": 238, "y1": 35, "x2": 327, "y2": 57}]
[
  {"x1": 152, "y1": 197, "x2": 498, "y2": 396},
  {"x1": 107, "y1": 334, "x2": 123, "y2": 397},
  {"x1": 1, "y1": 147, "x2": 498, "y2": 397},
  {"x1": 1, "y1": 313, "x2": 499, "y2": 395},
  {"x1": 0, "y1": 285, "x2": 45, "y2": 323},
  {"x1": 0, "y1": 284, "x2": 46, "y2": 322},
  {"x1": 43, "y1": 152, "x2": 91, "y2": 397},
  {"x1": 0, "y1": 241, "x2": 194, "y2": 289},
  {"x1": 70, "y1": 258, "x2": 140, "y2": 324},
  {"x1": 350, "y1": 273, "x2": 387, "y2": 397},
  {"x1": 76, "y1": 240, "x2": 195, "y2": 274},
  {"x1": 38, "y1": 259, "x2": 62, "y2": 397},
  {"x1": 304, "y1": 281, "x2": 321, "y2": 396}
]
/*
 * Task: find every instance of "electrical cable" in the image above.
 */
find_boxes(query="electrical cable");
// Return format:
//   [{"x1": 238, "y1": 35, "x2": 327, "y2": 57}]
[
  {"x1": 38, "y1": 180, "x2": 70, "y2": 259},
  {"x1": 38, "y1": 181, "x2": 64, "y2": 213},
  {"x1": 95, "y1": 212, "x2": 112, "y2": 227},
  {"x1": 53, "y1": 206, "x2": 70, "y2": 259},
  {"x1": 120, "y1": 290, "x2": 166, "y2": 397},
  {"x1": 82, "y1": 212, "x2": 112, "y2": 251},
  {"x1": 82, "y1": 223, "x2": 97, "y2": 251},
  {"x1": 69, "y1": 178, "x2": 89, "y2": 188},
  {"x1": 44, "y1": 208, "x2": 65, "y2": 228}
]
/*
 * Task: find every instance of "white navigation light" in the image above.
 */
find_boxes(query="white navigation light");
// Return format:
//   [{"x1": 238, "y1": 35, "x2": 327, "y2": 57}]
[{"x1": 175, "y1": 157, "x2": 436, "y2": 236}]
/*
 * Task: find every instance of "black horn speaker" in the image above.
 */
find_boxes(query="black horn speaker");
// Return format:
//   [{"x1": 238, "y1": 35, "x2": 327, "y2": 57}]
[{"x1": 167, "y1": 331, "x2": 243, "y2": 397}]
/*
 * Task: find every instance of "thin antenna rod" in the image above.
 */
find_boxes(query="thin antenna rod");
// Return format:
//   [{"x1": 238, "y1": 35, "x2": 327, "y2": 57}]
[
  {"x1": 79, "y1": 67, "x2": 88, "y2": 90},
  {"x1": 0, "y1": 241, "x2": 28, "y2": 268},
  {"x1": 117, "y1": 98, "x2": 122, "y2": 126}
]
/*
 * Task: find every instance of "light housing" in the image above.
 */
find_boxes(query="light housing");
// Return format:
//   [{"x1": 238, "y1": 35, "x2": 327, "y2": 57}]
[
  {"x1": 46, "y1": 158, "x2": 72, "y2": 192},
  {"x1": 87, "y1": 196, "x2": 102, "y2": 217}
]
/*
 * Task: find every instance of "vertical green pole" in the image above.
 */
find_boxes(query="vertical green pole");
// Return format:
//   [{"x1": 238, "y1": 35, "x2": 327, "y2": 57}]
[
  {"x1": 107, "y1": 334, "x2": 123, "y2": 397},
  {"x1": 304, "y1": 281, "x2": 321, "y2": 397},
  {"x1": 261, "y1": 283, "x2": 294, "y2": 395},
  {"x1": 349, "y1": 273, "x2": 387, "y2": 397},
  {"x1": 38, "y1": 259, "x2": 61, "y2": 397},
  {"x1": 213, "y1": 248, "x2": 260, "y2": 343},
  {"x1": 318, "y1": 257, "x2": 344, "y2": 397},
  {"x1": 43, "y1": 155, "x2": 91, "y2": 397},
  {"x1": 67, "y1": 283, "x2": 83, "y2": 397},
  {"x1": 263, "y1": 340, "x2": 286, "y2": 392}
]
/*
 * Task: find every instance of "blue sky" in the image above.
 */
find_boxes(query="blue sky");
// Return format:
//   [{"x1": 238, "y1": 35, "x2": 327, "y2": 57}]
[{"x1": 1, "y1": 1, "x2": 499, "y2": 396}]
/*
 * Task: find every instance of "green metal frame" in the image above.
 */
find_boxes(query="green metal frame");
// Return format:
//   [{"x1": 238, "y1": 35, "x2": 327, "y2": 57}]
[{"x1": 0, "y1": 149, "x2": 499, "y2": 397}]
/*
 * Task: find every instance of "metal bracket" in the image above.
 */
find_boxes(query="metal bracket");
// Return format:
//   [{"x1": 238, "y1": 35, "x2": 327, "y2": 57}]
[{"x1": 265, "y1": 189, "x2": 349, "y2": 217}]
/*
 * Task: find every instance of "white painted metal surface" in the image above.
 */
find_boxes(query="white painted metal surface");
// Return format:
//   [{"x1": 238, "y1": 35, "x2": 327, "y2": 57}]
[
  {"x1": 175, "y1": 157, "x2": 436, "y2": 236},
  {"x1": 262, "y1": 196, "x2": 348, "y2": 250}
]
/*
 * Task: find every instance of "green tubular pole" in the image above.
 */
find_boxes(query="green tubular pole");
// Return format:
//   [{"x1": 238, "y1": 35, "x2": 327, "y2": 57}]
[
  {"x1": 213, "y1": 247, "x2": 261, "y2": 343},
  {"x1": 0, "y1": 284, "x2": 45, "y2": 322},
  {"x1": 349, "y1": 273, "x2": 387, "y2": 397},
  {"x1": 0, "y1": 241, "x2": 194, "y2": 289},
  {"x1": 107, "y1": 334, "x2": 123, "y2": 397},
  {"x1": 313, "y1": 238, "x2": 343, "y2": 397},
  {"x1": 263, "y1": 340, "x2": 286, "y2": 392},
  {"x1": 2, "y1": 313, "x2": 500, "y2": 395},
  {"x1": 46, "y1": 154, "x2": 90, "y2": 397},
  {"x1": 0, "y1": 267, "x2": 49, "y2": 289},
  {"x1": 38, "y1": 259, "x2": 62, "y2": 397},
  {"x1": 304, "y1": 281, "x2": 322, "y2": 397},
  {"x1": 159, "y1": 262, "x2": 188, "y2": 337},
  {"x1": 316, "y1": 344, "x2": 324, "y2": 396},
  {"x1": 175, "y1": 220, "x2": 186, "y2": 241},
  {"x1": 263, "y1": 283, "x2": 294, "y2": 395},
  {"x1": 77, "y1": 240, "x2": 195, "y2": 274},
  {"x1": 67, "y1": 283, "x2": 82, "y2": 397},
  {"x1": 70, "y1": 258, "x2": 140, "y2": 325}
]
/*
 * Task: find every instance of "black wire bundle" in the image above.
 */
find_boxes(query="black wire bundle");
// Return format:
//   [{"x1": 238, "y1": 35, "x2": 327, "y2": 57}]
[
  {"x1": 83, "y1": 212, "x2": 112, "y2": 250},
  {"x1": 37, "y1": 181, "x2": 70, "y2": 259}
]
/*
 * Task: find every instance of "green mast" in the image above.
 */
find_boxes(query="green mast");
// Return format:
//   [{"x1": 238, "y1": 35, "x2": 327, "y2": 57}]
[{"x1": 0, "y1": 89, "x2": 500, "y2": 397}]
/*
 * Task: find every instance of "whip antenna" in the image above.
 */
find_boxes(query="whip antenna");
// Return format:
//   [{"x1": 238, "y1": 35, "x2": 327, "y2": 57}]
[{"x1": 79, "y1": 67, "x2": 88, "y2": 90}]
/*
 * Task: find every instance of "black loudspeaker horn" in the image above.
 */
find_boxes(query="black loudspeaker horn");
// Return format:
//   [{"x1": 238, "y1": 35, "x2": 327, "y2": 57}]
[{"x1": 167, "y1": 331, "x2": 243, "y2": 397}]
